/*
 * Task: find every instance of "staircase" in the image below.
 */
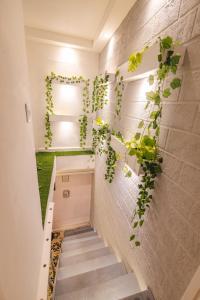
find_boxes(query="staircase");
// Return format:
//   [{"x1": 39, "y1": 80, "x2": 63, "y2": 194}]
[{"x1": 55, "y1": 227, "x2": 154, "y2": 300}]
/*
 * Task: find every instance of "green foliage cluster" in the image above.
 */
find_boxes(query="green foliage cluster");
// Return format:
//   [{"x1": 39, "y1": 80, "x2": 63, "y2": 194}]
[
  {"x1": 92, "y1": 117, "x2": 110, "y2": 155},
  {"x1": 128, "y1": 46, "x2": 148, "y2": 72},
  {"x1": 92, "y1": 74, "x2": 109, "y2": 112},
  {"x1": 105, "y1": 145, "x2": 117, "y2": 183},
  {"x1": 92, "y1": 117, "x2": 119, "y2": 183},
  {"x1": 114, "y1": 69, "x2": 125, "y2": 118},
  {"x1": 44, "y1": 72, "x2": 90, "y2": 149},
  {"x1": 79, "y1": 115, "x2": 88, "y2": 148},
  {"x1": 126, "y1": 36, "x2": 182, "y2": 246}
]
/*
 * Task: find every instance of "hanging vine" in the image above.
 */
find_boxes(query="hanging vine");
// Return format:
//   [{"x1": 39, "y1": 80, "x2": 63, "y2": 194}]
[
  {"x1": 79, "y1": 115, "x2": 88, "y2": 148},
  {"x1": 92, "y1": 117, "x2": 110, "y2": 155},
  {"x1": 114, "y1": 69, "x2": 125, "y2": 118},
  {"x1": 44, "y1": 72, "x2": 90, "y2": 149},
  {"x1": 92, "y1": 74, "x2": 109, "y2": 112},
  {"x1": 125, "y1": 36, "x2": 182, "y2": 246}
]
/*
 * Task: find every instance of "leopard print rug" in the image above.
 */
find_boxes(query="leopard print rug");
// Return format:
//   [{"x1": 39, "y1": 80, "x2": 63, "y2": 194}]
[{"x1": 47, "y1": 231, "x2": 64, "y2": 300}]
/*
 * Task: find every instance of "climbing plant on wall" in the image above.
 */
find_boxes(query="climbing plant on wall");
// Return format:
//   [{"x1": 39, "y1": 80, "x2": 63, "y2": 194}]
[
  {"x1": 44, "y1": 72, "x2": 90, "y2": 149},
  {"x1": 92, "y1": 36, "x2": 182, "y2": 247},
  {"x1": 114, "y1": 69, "x2": 125, "y2": 118},
  {"x1": 126, "y1": 36, "x2": 182, "y2": 246},
  {"x1": 92, "y1": 117, "x2": 121, "y2": 183},
  {"x1": 92, "y1": 74, "x2": 109, "y2": 112}
]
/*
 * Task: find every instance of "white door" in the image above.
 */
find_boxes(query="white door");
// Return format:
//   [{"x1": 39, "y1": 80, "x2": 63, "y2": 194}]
[{"x1": 53, "y1": 173, "x2": 92, "y2": 231}]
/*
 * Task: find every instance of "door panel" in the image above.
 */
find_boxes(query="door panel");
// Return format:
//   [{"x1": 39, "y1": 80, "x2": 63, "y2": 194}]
[{"x1": 53, "y1": 173, "x2": 92, "y2": 230}]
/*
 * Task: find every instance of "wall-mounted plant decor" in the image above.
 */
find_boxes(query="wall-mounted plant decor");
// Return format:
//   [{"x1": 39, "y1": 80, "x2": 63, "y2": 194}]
[
  {"x1": 44, "y1": 72, "x2": 90, "y2": 149},
  {"x1": 92, "y1": 37, "x2": 183, "y2": 247},
  {"x1": 92, "y1": 74, "x2": 109, "y2": 112},
  {"x1": 92, "y1": 117, "x2": 110, "y2": 155},
  {"x1": 92, "y1": 117, "x2": 122, "y2": 183},
  {"x1": 114, "y1": 69, "x2": 125, "y2": 118},
  {"x1": 126, "y1": 36, "x2": 182, "y2": 246},
  {"x1": 79, "y1": 115, "x2": 88, "y2": 148}
]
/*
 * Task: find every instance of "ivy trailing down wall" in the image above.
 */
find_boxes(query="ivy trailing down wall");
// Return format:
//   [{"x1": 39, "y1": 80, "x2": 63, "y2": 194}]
[
  {"x1": 92, "y1": 74, "x2": 109, "y2": 112},
  {"x1": 114, "y1": 69, "x2": 125, "y2": 118},
  {"x1": 92, "y1": 36, "x2": 182, "y2": 246},
  {"x1": 44, "y1": 72, "x2": 90, "y2": 149}
]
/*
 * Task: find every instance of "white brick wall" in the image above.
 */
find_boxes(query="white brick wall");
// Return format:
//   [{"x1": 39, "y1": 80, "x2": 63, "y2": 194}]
[{"x1": 94, "y1": 1, "x2": 200, "y2": 299}]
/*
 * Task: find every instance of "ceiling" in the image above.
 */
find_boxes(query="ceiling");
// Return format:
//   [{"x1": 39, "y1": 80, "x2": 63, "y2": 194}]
[{"x1": 23, "y1": 0, "x2": 136, "y2": 52}]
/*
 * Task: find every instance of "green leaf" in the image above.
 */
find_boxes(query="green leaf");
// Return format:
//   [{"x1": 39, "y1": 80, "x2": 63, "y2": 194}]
[
  {"x1": 171, "y1": 54, "x2": 181, "y2": 65},
  {"x1": 133, "y1": 221, "x2": 138, "y2": 228},
  {"x1": 135, "y1": 241, "x2": 141, "y2": 247},
  {"x1": 162, "y1": 88, "x2": 171, "y2": 98},
  {"x1": 158, "y1": 54, "x2": 162, "y2": 62},
  {"x1": 161, "y1": 36, "x2": 173, "y2": 49},
  {"x1": 150, "y1": 111, "x2": 159, "y2": 120},
  {"x1": 135, "y1": 132, "x2": 141, "y2": 140},
  {"x1": 170, "y1": 78, "x2": 181, "y2": 89},
  {"x1": 139, "y1": 220, "x2": 144, "y2": 227},
  {"x1": 138, "y1": 120, "x2": 144, "y2": 129},
  {"x1": 142, "y1": 135, "x2": 155, "y2": 147},
  {"x1": 146, "y1": 91, "x2": 160, "y2": 104},
  {"x1": 148, "y1": 74, "x2": 154, "y2": 85},
  {"x1": 146, "y1": 91, "x2": 155, "y2": 101},
  {"x1": 130, "y1": 234, "x2": 135, "y2": 241}
]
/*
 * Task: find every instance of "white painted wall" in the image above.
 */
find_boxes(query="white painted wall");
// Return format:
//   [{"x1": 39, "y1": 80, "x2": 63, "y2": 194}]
[
  {"x1": 0, "y1": 1, "x2": 43, "y2": 300},
  {"x1": 26, "y1": 40, "x2": 99, "y2": 149}
]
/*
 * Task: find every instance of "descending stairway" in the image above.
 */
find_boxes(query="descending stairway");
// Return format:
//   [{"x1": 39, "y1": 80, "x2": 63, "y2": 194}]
[{"x1": 55, "y1": 227, "x2": 154, "y2": 300}]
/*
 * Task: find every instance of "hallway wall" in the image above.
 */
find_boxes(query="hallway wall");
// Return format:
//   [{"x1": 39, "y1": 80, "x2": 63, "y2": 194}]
[
  {"x1": 0, "y1": 1, "x2": 43, "y2": 299},
  {"x1": 26, "y1": 41, "x2": 99, "y2": 150},
  {"x1": 94, "y1": 1, "x2": 200, "y2": 299}
]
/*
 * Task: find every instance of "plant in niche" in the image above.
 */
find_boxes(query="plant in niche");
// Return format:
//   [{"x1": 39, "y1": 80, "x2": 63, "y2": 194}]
[
  {"x1": 114, "y1": 69, "x2": 125, "y2": 118},
  {"x1": 79, "y1": 115, "x2": 88, "y2": 148},
  {"x1": 92, "y1": 117, "x2": 110, "y2": 156},
  {"x1": 92, "y1": 74, "x2": 109, "y2": 112},
  {"x1": 126, "y1": 36, "x2": 182, "y2": 246},
  {"x1": 44, "y1": 72, "x2": 90, "y2": 149}
]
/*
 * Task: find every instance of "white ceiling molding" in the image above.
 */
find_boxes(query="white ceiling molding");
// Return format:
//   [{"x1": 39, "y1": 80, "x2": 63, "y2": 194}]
[
  {"x1": 25, "y1": 0, "x2": 136, "y2": 53},
  {"x1": 25, "y1": 27, "x2": 93, "y2": 50}
]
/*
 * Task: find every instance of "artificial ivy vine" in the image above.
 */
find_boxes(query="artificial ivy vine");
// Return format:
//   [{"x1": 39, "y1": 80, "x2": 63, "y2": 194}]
[
  {"x1": 114, "y1": 69, "x2": 125, "y2": 118},
  {"x1": 126, "y1": 36, "x2": 182, "y2": 246},
  {"x1": 92, "y1": 74, "x2": 109, "y2": 112},
  {"x1": 44, "y1": 72, "x2": 90, "y2": 149},
  {"x1": 79, "y1": 115, "x2": 88, "y2": 148},
  {"x1": 92, "y1": 117, "x2": 110, "y2": 155},
  {"x1": 91, "y1": 36, "x2": 182, "y2": 247}
]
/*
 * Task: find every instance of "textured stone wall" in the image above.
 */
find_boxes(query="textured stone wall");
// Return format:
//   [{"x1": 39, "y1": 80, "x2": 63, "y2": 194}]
[{"x1": 94, "y1": 1, "x2": 200, "y2": 299}]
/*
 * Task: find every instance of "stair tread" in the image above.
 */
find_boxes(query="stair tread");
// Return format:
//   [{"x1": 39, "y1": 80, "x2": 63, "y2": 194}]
[
  {"x1": 57, "y1": 254, "x2": 118, "y2": 280},
  {"x1": 56, "y1": 262, "x2": 127, "y2": 295},
  {"x1": 61, "y1": 241, "x2": 105, "y2": 257},
  {"x1": 55, "y1": 273, "x2": 140, "y2": 300},
  {"x1": 60, "y1": 246, "x2": 111, "y2": 267}
]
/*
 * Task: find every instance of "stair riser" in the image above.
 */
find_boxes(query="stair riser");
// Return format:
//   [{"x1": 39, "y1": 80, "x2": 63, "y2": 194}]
[
  {"x1": 62, "y1": 237, "x2": 101, "y2": 251},
  {"x1": 56, "y1": 263, "x2": 127, "y2": 295},
  {"x1": 119, "y1": 290, "x2": 155, "y2": 300},
  {"x1": 60, "y1": 247, "x2": 111, "y2": 267},
  {"x1": 64, "y1": 230, "x2": 95, "y2": 240},
  {"x1": 63, "y1": 235, "x2": 98, "y2": 245}
]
